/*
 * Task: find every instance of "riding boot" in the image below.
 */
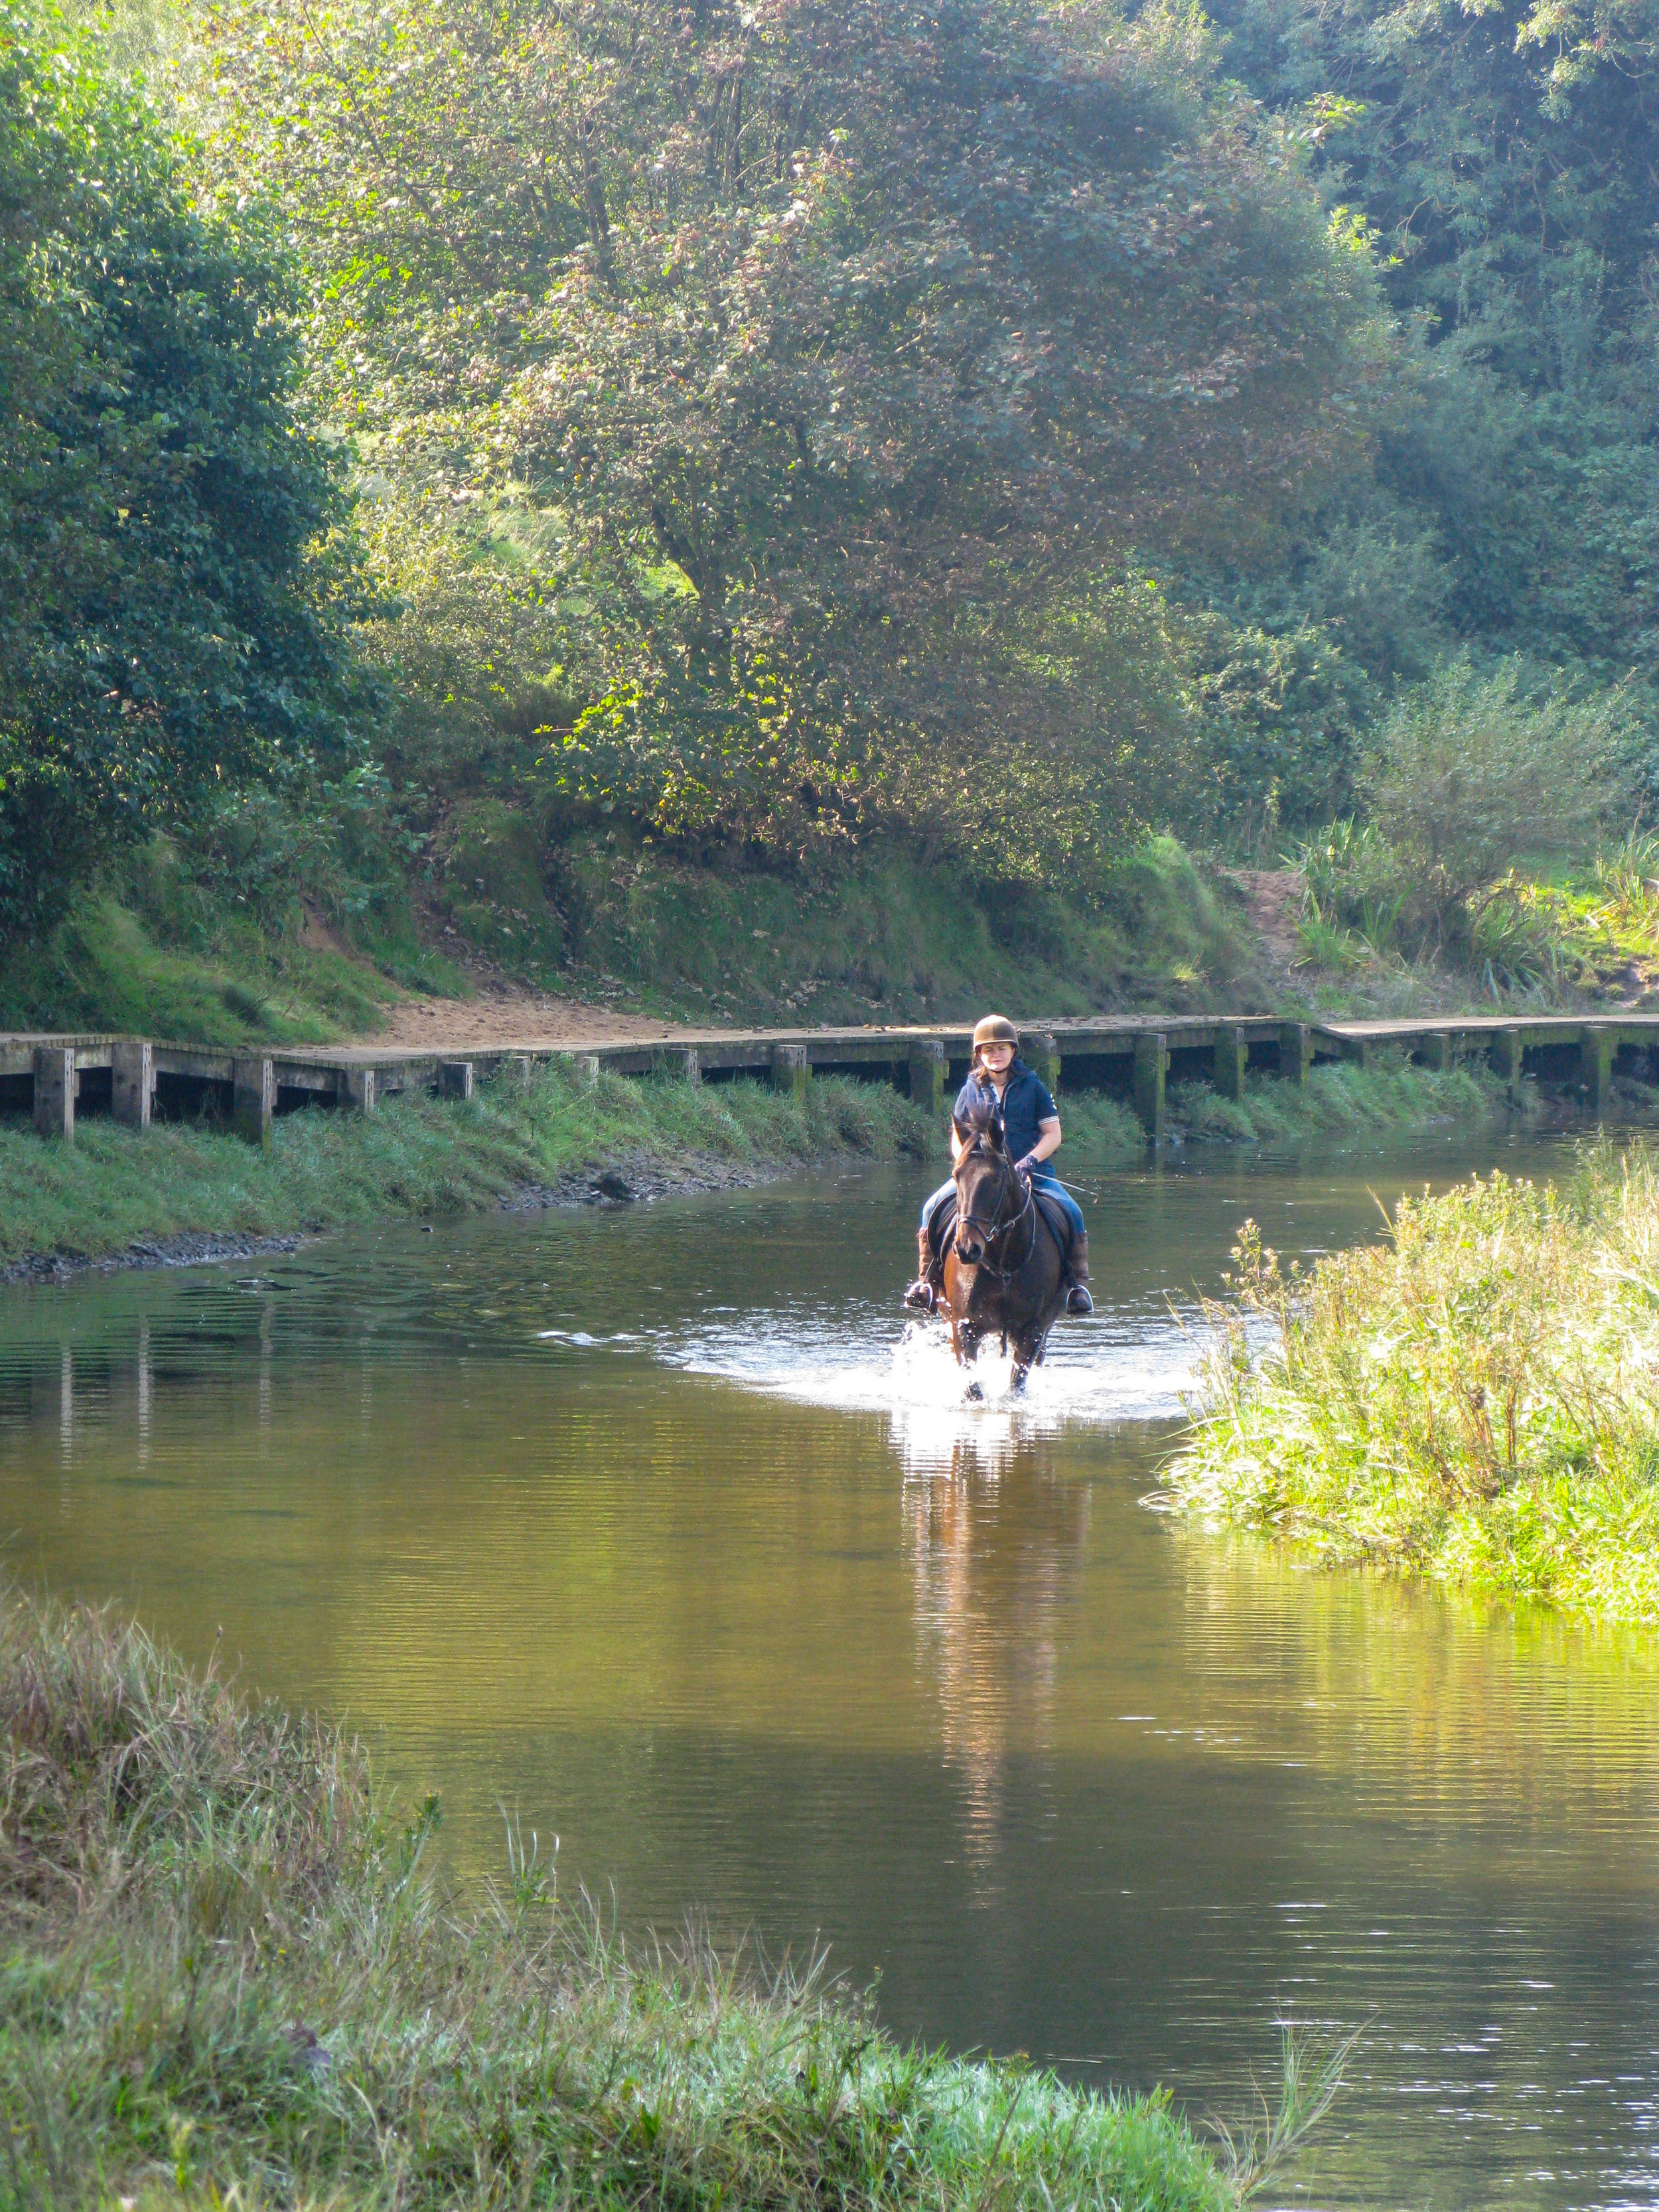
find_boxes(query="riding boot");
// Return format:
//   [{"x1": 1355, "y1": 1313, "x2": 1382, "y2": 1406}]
[
  {"x1": 904, "y1": 1224, "x2": 944, "y2": 1312},
  {"x1": 1064, "y1": 1226, "x2": 1094, "y2": 1317}
]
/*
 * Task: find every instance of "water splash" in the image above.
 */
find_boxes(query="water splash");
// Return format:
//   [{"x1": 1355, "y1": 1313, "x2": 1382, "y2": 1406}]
[{"x1": 660, "y1": 1301, "x2": 1216, "y2": 1473}]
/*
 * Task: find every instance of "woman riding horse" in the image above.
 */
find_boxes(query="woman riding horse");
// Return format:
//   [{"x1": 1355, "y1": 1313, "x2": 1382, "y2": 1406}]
[{"x1": 904, "y1": 1014, "x2": 1092, "y2": 1317}]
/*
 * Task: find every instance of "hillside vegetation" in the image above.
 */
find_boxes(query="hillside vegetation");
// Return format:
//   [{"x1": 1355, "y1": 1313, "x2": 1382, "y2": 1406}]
[{"x1": 1, "y1": 0, "x2": 1655, "y2": 1033}]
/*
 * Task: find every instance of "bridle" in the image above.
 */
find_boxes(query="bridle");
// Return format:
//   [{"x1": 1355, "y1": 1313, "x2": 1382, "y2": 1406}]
[{"x1": 955, "y1": 1141, "x2": 1035, "y2": 1281}]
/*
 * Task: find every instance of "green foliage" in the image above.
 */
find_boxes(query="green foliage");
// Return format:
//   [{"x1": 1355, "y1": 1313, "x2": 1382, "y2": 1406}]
[
  {"x1": 1212, "y1": 0, "x2": 1659, "y2": 684},
  {"x1": 0, "y1": 1585, "x2": 1244, "y2": 2212},
  {"x1": 0, "y1": 0, "x2": 365, "y2": 940},
  {"x1": 1364, "y1": 660, "x2": 1632, "y2": 889},
  {"x1": 518, "y1": 833, "x2": 1262, "y2": 1024},
  {"x1": 1297, "y1": 663, "x2": 1641, "y2": 983},
  {"x1": 0, "y1": 1063, "x2": 932, "y2": 1271},
  {"x1": 1165, "y1": 1142, "x2": 1659, "y2": 1623},
  {"x1": 1181, "y1": 613, "x2": 1372, "y2": 839},
  {"x1": 441, "y1": 798, "x2": 566, "y2": 976},
  {"x1": 192, "y1": 0, "x2": 1384, "y2": 886},
  {"x1": 1171, "y1": 1051, "x2": 1508, "y2": 1143},
  {"x1": 0, "y1": 893, "x2": 388, "y2": 1043}
]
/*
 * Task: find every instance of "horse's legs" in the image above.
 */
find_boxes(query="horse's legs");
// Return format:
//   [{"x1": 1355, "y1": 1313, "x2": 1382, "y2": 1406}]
[{"x1": 958, "y1": 1321, "x2": 985, "y2": 1398}]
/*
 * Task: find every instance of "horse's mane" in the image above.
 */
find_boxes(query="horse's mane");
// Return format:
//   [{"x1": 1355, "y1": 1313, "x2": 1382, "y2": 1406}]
[{"x1": 956, "y1": 1102, "x2": 1004, "y2": 1145}]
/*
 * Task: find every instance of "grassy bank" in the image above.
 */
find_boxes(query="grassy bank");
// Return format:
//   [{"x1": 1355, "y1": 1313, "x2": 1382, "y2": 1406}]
[
  {"x1": 0, "y1": 1053, "x2": 1536, "y2": 1278},
  {"x1": 0, "y1": 1064, "x2": 931, "y2": 1276},
  {"x1": 1169, "y1": 1054, "x2": 1515, "y2": 1146},
  {"x1": 1165, "y1": 1143, "x2": 1659, "y2": 1624},
  {"x1": 0, "y1": 837, "x2": 1276, "y2": 1040},
  {"x1": 0, "y1": 1586, "x2": 1269, "y2": 2211}
]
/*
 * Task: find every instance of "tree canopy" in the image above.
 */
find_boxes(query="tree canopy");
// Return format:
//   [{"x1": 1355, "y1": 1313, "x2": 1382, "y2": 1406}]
[
  {"x1": 0, "y1": 0, "x2": 360, "y2": 938},
  {"x1": 1, "y1": 0, "x2": 1652, "y2": 946},
  {"x1": 197, "y1": 0, "x2": 1386, "y2": 876}
]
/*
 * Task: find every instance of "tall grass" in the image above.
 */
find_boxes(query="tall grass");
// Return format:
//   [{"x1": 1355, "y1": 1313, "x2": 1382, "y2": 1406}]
[
  {"x1": 0, "y1": 1586, "x2": 1250, "y2": 2211},
  {"x1": 1164, "y1": 1142, "x2": 1659, "y2": 1623},
  {"x1": 0, "y1": 1063, "x2": 930, "y2": 1273},
  {"x1": 1171, "y1": 1052, "x2": 1510, "y2": 1145}
]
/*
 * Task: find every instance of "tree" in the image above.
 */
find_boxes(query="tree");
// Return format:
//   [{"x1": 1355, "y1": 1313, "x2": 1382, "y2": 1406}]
[
  {"x1": 1212, "y1": 0, "x2": 1659, "y2": 675},
  {"x1": 0, "y1": 0, "x2": 360, "y2": 939},
  {"x1": 202, "y1": 0, "x2": 1387, "y2": 881}
]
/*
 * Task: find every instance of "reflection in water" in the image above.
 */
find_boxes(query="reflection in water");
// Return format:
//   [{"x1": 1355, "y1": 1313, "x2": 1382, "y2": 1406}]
[
  {"x1": 906, "y1": 1461, "x2": 1084, "y2": 1895},
  {"x1": 137, "y1": 1315, "x2": 151, "y2": 1465},
  {"x1": 3, "y1": 1128, "x2": 1658, "y2": 2210}
]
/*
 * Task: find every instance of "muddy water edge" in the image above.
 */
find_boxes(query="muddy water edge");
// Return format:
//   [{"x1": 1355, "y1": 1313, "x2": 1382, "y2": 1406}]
[{"x1": 2, "y1": 1122, "x2": 1657, "y2": 2212}]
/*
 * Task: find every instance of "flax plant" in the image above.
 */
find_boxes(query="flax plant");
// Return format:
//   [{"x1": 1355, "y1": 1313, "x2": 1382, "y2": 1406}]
[
  {"x1": 0, "y1": 1587, "x2": 1254, "y2": 2212},
  {"x1": 1165, "y1": 1142, "x2": 1659, "y2": 1623}
]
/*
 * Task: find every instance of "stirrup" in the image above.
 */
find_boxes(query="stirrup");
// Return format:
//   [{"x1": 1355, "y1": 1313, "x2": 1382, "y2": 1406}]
[
  {"x1": 1065, "y1": 1283, "x2": 1094, "y2": 1317},
  {"x1": 903, "y1": 1278, "x2": 938, "y2": 1313}
]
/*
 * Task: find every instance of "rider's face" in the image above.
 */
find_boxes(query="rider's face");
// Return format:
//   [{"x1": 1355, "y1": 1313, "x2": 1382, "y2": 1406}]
[{"x1": 978, "y1": 1041, "x2": 1015, "y2": 1079}]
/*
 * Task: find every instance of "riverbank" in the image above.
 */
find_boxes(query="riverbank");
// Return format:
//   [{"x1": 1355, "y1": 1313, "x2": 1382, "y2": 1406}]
[
  {"x1": 0, "y1": 1063, "x2": 932, "y2": 1280},
  {"x1": 0, "y1": 1055, "x2": 1543, "y2": 1282},
  {"x1": 1164, "y1": 1142, "x2": 1659, "y2": 1625},
  {"x1": 0, "y1": 1585, "x2": 1266, "y2": 2211}
]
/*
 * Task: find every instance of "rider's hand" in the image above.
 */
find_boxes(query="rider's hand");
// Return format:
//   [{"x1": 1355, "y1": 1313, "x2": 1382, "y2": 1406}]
[{"x1": 1014, "y1": 1151, "x2": 1039, "y2": 1179}]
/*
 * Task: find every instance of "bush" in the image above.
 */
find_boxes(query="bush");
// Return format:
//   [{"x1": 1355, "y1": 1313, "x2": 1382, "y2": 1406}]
[
  {"x1": 1164, "y1": 1143, "x2": 1659, "y2": 1623},
  {"x1": 1362, "y1": 659, "x2": 1633, "y2": 897}
]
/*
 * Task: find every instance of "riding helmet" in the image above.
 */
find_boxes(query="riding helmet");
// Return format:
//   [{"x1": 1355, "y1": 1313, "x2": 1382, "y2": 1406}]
[{"x1": 972, "y1": 1013, "x2": 1019, "y2": 1050}]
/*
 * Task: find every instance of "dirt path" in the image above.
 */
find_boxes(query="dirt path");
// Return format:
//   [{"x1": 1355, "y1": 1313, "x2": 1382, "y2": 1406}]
[
  {"x1": 348, "y1": 976, "x2": 711, "y2": 1051},
  {"x1": 1222, "y1": 867, "x2": 1305, "y2": 983}
]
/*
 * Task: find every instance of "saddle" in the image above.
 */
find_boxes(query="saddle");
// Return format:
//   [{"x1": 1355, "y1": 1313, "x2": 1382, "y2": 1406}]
[{"x1": 1031, "y1": 1185, "x2": 1074, "y2": 1262}]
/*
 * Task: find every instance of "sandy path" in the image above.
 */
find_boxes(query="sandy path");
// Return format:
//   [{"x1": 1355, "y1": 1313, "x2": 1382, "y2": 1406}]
[{"x1": 349, "y1": 977, "x2": 714, "y2": 1051}]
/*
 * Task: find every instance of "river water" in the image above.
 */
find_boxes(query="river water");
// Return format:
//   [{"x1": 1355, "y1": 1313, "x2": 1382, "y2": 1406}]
[{"x1": 3, "y1": 1122, "x2": 1658, "y2": 2210}]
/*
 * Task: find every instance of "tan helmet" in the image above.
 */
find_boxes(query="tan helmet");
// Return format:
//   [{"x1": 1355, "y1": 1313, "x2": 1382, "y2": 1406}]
[{"x1": 972, "y1": 1013, "x2": 1019, "y2": 1053}]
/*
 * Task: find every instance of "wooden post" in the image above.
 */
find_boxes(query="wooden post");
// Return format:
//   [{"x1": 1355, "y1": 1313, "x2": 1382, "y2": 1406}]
[
  {"x1": 1491, "y1": 1029, "x2": 1524, "y2": 1100},
  {"x1": 232, "y1": 1056, "x2": 274, "y2": 1147},
  {"x1": 1278, "y1": 1022, "x2": 1312, "y2": 1087},
  {"x1": 907, "y1": 1039, "x2": 945, "y2": 1114},
  {"x1": 1025, "y1": 1030, "x2": 1060, "y2": 1098},
  {"x1": 343, "y1": 1065, "x2": 377, "y2": 1116},
  {"x1": 769, "y1": 1042, "x2": 810, "y2": 1100},
  {"x1": 1131, "y1": 1031, "x2": 1167, "y2": 1139},
  {"x1": 111, "y1": 1040, "x2": 153, "y2": 1130},
  {"x1": 33, "y1": 1046, "x2": 74, "y2": 1142},
  {"x1": 437, "y1": 1059, "x2": 474, "y2": 1101},
  {"x1": 1213, "y1": 1026, "x2": 1248, "y2": 1102},
  {"x1": 1581, "y1": 1024, "x2": 1614, "y2": 1118},
  {"x1": 1423, "y1": 1032, "x2": 1453, "y2": 1073}
]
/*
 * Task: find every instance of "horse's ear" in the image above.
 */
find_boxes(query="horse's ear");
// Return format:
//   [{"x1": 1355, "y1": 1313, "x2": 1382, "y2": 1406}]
[{"x1": 987, "y1": 1118, "x2": 1005, "y2": 1150}]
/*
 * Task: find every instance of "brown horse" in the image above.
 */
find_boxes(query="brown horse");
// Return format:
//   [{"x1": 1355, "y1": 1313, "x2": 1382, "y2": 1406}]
[{"x1": 941, "y1": 1106, "x2": 1067, "y2": 1397}]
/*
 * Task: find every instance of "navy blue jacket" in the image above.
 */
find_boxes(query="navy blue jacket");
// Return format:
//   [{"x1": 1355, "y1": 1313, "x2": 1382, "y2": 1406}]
[{"x1": 953, "y1": 1058, "x2": 1057, "y2": 1164}]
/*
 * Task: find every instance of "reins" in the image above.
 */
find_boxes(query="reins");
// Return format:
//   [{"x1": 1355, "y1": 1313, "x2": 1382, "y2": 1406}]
[{"x1": 956, "y1": 1145, "x2": 1035, "y2": 1282}]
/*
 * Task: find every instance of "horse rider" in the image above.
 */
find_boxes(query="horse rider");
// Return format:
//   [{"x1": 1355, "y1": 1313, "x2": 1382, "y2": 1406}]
[{"x1": 904, "y1": 1014, "x2": 1093, "y2": 1317}]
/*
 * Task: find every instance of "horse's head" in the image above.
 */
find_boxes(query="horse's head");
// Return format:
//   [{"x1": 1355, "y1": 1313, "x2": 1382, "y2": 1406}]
[{"x1": 953, "y1": 1106, "x2": 1015, "y2": 1265}]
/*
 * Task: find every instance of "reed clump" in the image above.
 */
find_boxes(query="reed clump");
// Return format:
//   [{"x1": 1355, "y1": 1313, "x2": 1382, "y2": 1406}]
[
  {"x1": 0, "y1": 1586, "x2": 1246, "y2": 2212},
  {"x1": 1165, "y1": 1142, "x2": 1659, "y2": 1622}
]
